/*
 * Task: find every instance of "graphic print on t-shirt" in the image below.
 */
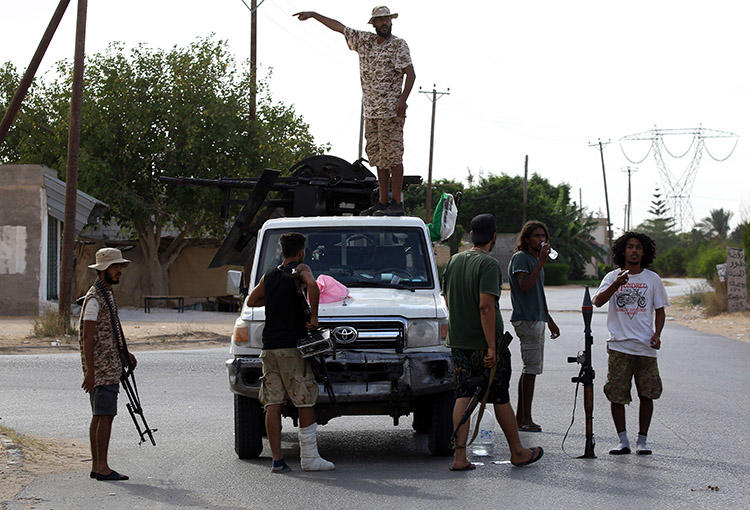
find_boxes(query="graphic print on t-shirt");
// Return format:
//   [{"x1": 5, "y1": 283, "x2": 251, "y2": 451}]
[{"x1": 614, "y1": 282, "x2": 648, "y2": 319}]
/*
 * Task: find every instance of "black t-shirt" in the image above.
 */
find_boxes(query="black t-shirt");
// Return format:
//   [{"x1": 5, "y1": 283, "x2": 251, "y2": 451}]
[{"x1": 261, "y1": 265, "x2": 308, "y2": 349}]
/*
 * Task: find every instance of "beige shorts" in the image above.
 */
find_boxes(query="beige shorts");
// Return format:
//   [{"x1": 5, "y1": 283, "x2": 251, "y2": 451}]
[
  {"x1": 259, "y1": 348, "x2": 318, "y2": 408},
  {"x1": 512, "y1": 320, "x2": 546, "y2": 375},
  {"x1": 365, "y1": 116, "x2": 405, "y2": 169}
]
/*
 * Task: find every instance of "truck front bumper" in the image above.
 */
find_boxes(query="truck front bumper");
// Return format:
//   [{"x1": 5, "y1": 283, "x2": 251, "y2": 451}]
[{"x1": 226, "y1": 350, "x2": 454, "y2": 404}]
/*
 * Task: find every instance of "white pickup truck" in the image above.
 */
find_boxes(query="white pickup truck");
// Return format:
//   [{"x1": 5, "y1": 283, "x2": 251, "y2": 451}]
[{"x1": 226, "y1": 215, "x2": 455, "y2": 458}]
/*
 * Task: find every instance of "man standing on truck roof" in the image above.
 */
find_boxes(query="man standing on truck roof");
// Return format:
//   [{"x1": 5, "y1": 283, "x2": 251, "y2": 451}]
[
  {"x1": 294, "y1": 6, "x2": 416, "y2": 217},
  {"x1": 443, "y1": 214, "x2": 543, "y2": 471},
  {"x1": 246, "y1": 232, "x2": 335, "y2": 473}
]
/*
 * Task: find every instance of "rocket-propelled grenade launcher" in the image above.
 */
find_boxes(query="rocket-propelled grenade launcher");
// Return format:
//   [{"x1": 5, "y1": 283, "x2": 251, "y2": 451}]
[{"x1": 567, "y1": 286, "x2": 597, "y2": 458}]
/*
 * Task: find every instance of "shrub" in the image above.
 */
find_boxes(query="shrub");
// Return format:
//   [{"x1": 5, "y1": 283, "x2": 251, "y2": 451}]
[
  {"x1": 598, "y1": 263, "x2": 614, "y2": 279},
  {"x1": 686, "y1": 244, "x2": 727, "y2": 279},
  {"x1": 32, "y1": 309, "x2": 77, "y2": 339},
  {"x1": 545, "y1": 263, "x2": 570, "y2": 285},
  {"x1": 701, "y1": 275, "x2": 728, "y2": 316},
  {"x1": 653, "y1": 245, "x2": 690, "y2": 276}
]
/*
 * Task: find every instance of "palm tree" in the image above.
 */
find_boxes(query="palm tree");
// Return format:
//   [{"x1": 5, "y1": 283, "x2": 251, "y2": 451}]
[{"x1": 696, "y1": 208, "x2": 734, "y2": 239}]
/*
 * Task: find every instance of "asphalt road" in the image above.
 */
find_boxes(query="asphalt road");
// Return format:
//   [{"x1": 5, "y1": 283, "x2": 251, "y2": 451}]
[{"x1": 1, "y1": 310, "x2": 748, "y2": 509}]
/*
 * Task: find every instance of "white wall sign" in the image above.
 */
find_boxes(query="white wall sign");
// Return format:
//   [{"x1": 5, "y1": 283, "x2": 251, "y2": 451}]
[{"x1": 0, "y1": 225, "x2": 27, "y2": 275}]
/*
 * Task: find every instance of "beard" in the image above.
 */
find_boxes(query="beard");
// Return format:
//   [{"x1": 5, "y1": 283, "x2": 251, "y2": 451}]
[
  {"x1": 375, "y1": 25, "x2": 392, "y2": 38},
  {"x1": 104, "y1": 272, "x2": 120, "y2": 285}
]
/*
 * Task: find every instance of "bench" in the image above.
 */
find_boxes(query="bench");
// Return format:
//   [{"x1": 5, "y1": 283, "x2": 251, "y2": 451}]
[{"x1": 144, "y1": 296, "x2": 185, "y2": 313}]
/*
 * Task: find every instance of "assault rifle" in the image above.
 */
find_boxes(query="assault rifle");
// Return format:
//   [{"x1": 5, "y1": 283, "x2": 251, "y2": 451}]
[{"x1": 565, "y1": 287, "x2": 596, "y2": 458}]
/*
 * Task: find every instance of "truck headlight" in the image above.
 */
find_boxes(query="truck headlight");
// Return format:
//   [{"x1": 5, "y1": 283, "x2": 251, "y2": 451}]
[
  {"x1": 233, "y1": 321, "x2": 264, "y2": 348},
  {"x1": 406, "y1": 319, "x2": 440, "y2": 348}
]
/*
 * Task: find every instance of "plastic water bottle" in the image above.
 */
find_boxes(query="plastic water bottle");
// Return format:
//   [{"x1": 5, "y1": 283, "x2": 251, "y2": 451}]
[
  {"x1": 470, "y1": 409, "x2": 496, "y2": 457},
  {"x1": 542, "y1": 242, "x2": 559, "y2": 260}
]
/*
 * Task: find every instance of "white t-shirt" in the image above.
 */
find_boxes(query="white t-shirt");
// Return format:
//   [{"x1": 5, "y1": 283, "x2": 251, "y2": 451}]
[
  {"x1": 81, "y1": 290, "x2": 113, "y2": 321},
  {"x1": 594, "y1": 269, "x2": 669, "y2": 358}
]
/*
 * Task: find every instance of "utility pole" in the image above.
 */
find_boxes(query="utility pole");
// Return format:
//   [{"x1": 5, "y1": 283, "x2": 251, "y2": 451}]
[
  {"x1": 0, "y1": 0, "x2": 71, "y2": 148},
  {"x1": 621, "y1": 166, "x2": 638, "y2": 231},
  {"x1": 239, "y1": 0, "x2": 265, "y2": 121},
  {"x1": 59, "y1": 0, "x2": 87, "y2": 323},
  {"x1": 419, "y1": 85, "x2": 449, "y2": 220},
  {"x1": 522, "y1": 155, "x2": 529, "y2": 226},
  {"x1": 588, "y1": 138, "x2": 613, "y2": 250}
]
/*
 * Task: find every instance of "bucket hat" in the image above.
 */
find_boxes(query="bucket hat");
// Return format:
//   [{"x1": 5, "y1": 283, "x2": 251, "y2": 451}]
[
  {"x1": 369, "y1": 5, "x2": 398, "y2": 24},
  {"x1": 88, "y1": 247, "x2": 130, "y2": 271}
]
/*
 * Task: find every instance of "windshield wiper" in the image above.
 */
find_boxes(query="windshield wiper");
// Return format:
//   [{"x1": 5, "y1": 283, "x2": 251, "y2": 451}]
[{"x1": 347, "y1": 280, "x2": 416, "y2": 292}]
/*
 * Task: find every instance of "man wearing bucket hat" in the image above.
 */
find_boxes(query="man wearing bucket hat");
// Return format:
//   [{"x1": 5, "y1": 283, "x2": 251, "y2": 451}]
[
  {"x1": 294, "y1": 6, "x2": 416, "y2": 216},
  {"x1": 79, "y1": 247, "x2": 136, "y2": 481}
]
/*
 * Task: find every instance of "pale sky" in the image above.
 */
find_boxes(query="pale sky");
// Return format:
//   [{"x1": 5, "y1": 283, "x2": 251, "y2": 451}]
[{"x1": 3, "y1": 0, "x2": 748, "y2": 233}]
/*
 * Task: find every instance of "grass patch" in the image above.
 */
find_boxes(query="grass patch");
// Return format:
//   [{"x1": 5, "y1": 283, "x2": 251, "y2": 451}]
[{"x1": 32, "y1": 309, "x2": 77, "y2": 339}]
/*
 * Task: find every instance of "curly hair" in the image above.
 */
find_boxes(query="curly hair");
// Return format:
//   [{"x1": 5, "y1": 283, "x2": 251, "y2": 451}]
[
  {"x1": 612, "y1": 232, "x2": 656, "y2": 268},
  {"x1": 514, "y1": 220, "x2": 550, "y2": 253}
]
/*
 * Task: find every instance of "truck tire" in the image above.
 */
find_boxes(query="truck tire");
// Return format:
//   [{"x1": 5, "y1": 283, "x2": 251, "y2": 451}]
[
  {"x1": 234, "y1": 394, "x2": 264, "y2": 459},
  {"x1": 412, "y1": 403, "x2": 430, "y2": 434},
  {"x1": 427, "y1": 391, "x2": 455, "y2": 456}
]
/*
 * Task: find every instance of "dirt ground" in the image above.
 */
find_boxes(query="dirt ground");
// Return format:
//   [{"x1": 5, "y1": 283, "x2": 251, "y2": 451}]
[
  {"x1": 1, "y1": 426, "x2": 89, "y2": 507},
  {"x1": 667, "y1": 299, "x2": 750, "y2": 343},
  {"x1": 0, "y1": 315, "x2": 232, "y2": 354}
]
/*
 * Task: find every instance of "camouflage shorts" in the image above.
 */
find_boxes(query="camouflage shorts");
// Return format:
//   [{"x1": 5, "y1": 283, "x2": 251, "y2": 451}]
[
  {"x1": 259, "y1": 348, "x2": 318, "y2": 408},
  {"x1": 451, "y1": 348, "x2": 511, "y2": 404},
  {"x1": 603, "y1": 349, "x2": 662, "y2": 405},
  {"x1": 365, "y1": 116, "x2": 405, "y2": 169}
]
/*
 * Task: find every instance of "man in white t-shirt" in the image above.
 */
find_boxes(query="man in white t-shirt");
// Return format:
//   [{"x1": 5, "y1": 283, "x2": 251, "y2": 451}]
[{"x1": 593, "y1": 232, "x2": 669, "y2": 456}]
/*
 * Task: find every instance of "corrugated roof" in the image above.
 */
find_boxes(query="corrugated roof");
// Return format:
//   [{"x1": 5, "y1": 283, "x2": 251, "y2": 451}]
[{"x1": 44, "y1": 174, "x2": 107, "y2": 234}]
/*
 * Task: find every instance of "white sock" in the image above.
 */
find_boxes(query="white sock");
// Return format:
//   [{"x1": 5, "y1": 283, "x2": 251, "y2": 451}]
[
  {"x1": 617, "y1": 430, "x2": 630, "y2": 449},
  {"x1": 637, "y1": 433, "x2": 648, "y2": 448}
]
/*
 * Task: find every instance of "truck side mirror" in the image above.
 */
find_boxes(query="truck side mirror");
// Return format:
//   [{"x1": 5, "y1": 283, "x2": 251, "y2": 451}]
[{"x1": 227, "y1": 270, "x2": 243, "y2": 297}]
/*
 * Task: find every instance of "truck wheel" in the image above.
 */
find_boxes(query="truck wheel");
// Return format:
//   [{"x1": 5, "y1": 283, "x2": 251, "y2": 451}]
[
  {"x1": 412, "y1": 403, "x2": 430, "y2": 434},
  {"x1": 234, "y1": 394, "x2": 264, "y2": 459},
  {"x1": 427, "y1": 391, "x2": 455, "y2": 456}
]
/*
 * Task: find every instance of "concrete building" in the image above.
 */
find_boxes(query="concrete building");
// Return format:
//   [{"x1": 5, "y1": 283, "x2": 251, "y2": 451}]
[{"x1": 0, "y1": 164, "x2": 106, "y2": 315}]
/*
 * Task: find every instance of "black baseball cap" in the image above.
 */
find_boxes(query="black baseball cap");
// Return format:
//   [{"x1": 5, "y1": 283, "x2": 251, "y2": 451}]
[{"x1": 470, "y1": 213, "x2": 496, "y2": 245}]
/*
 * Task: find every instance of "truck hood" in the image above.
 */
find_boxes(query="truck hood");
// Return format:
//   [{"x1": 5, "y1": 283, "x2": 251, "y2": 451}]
[
  {"x1": 242, "y1": 288, "x2": 442, "y2": 320},
  {"x1": 320, "y1": 288, "x2": 439, "y2": 319}
]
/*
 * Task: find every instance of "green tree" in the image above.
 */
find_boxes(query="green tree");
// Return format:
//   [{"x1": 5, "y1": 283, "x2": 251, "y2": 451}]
[
  {"x1": 697, "y1": 208, "x2": 733, "y2": 239},
  {"x1": 1, "y1": 37, "x2": 326, "y2": 295},
  {"x1": 636, "y1": 188, "x2": 677, "y2": 252}
]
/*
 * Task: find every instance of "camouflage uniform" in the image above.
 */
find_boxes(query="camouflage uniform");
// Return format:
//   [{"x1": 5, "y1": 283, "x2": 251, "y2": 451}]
[
  {"x1": 78, "y1": 282, "x2": 123, "y2": 387},
  {"x1": 345, "y1": 27, "x2": 411, "y2": 168}
]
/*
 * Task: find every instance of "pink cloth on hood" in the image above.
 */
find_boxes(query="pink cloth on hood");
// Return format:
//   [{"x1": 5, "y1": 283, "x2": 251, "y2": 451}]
[{"x1": 316, "y1": 274, "x2": 350, "y2": 303}]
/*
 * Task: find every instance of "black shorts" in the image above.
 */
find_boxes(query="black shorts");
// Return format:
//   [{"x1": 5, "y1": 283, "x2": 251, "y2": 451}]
[
  {"x1": 451, "y1": 348, "x2": 512, "y2": 404},
  {"x1": 90, "y1": 384, "x2": 119, "y2": 416}
]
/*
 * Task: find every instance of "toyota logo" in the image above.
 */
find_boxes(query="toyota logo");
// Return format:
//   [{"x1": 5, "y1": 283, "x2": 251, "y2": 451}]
[{"x1": 332, "y1": 326, "x2": 358, "y2": 344}]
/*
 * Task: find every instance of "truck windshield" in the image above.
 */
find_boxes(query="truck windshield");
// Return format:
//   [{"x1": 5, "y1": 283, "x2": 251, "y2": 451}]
[{"x1": 256, "y1": 227, "x2": 434, "y2": 289}]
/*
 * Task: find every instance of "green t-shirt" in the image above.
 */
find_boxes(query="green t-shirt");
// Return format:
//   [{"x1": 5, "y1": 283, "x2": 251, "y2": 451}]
[
  {"x1": 442, "y1": 250, "x2": 504, "y2": 350},
  {"x1": 508, "y1": 250, "x2": 549, "y2": 322}
]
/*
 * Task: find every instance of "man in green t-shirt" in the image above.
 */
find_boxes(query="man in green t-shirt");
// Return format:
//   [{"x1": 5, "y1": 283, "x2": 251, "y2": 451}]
[
  {"x1": 508, "y1": 220, "x2": 560, "y2": 432},
  {"x1": 443, "y1": 214, "x2": 543, "y2": 471}
]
